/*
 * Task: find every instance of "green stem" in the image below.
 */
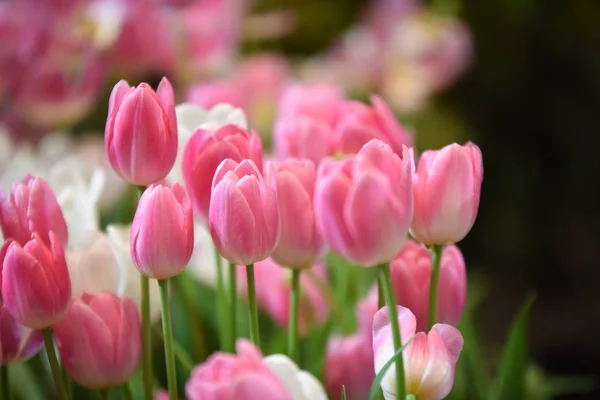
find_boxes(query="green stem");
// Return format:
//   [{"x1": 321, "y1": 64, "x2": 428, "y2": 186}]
[
  {"x1": 159, "y1": 279, "x2": 178, "y2": 400},
  {"x1": 377, "y1": 278, "x2": 385, "y2": 309},
  {"x1": 140, "y1": 275, "x2": 153, "y2": 400},
  {"x1": 43, "y1": 329, "x2": 69, "y2": 400},
  {"x1": 406, "y1": 395, "x2": 417, "y2": 400},
  {"x1": 62, "y1": 364, "x2": 72, "y2": 400},
  {"x1": 99, "y1": 389, "x2": 109, "y2": 400},
  {"x1": 427, "y1": 245, "x2": 444, "y2": 330},
  {"x1": 228, "y1": 262, "x2": 238, "y2": 351},
  {"x1": 288, "y1": 269, "x2": 301, "y2": 362},
  {"x1": 246, "y1": 264, "x2": 260, "y2": 346},
  {"x1": 122, "y1": 381, "x2": 134, "y2": 400},
  {"x1": 1, "y1": 365, "x2": 8, "y2": 400},
  {"x1": 378, "y1": 264, "x2": 406, "y2": 400},
  {"x1": 214, "y1": 247, "x2": 230, "y2": 352},
  {"x1": 152, "y1": 325, "x2": 194, "y2": 373}
]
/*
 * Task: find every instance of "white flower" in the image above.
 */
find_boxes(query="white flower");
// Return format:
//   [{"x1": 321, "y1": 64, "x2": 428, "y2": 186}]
[
  {"x1": 263, "y1": 354, "x2": 328, "y2": 400},
  {"x1": 186, "y1": 222, "x2": 228, "y2": 287}
]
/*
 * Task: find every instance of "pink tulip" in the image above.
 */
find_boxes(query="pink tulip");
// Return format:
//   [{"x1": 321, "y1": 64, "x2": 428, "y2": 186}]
[
  {"x1": 335, "y1": 95, "x2": 413, "y2": 156},
  {"x1": 182, "y1": 124, "x2": 263, "y2": 223},
  {"x1": 314, "y1": 139, "x2": 413, "y2": 267},
  {"x1": 325, "y1": 334, "x2": 374, "y2": 400},
  {"x1": 271, "y1": 159, "x2": 326, "y2": 268},
  {"x1": 0, "y1": 232, "x2": 71, "y2": 329},
  {"x1": 274, "y1": 116, "x2": 337, "y2": 164},
  {"x1": 237, "y1": 259, "x2": 330, "y2": 335},
  {"x1": 54, "y1": 293, "x2": 141, "y2": 389},
  {"x1": 130, "y1": 183, "x2": 194, "y2": 280},
  {"x1": 209, "y1": 159, "x2": 279, "y2": 265},
  {"x1": 0, "y1": 301, "x2": 44, "y2": 365},
  {"x1": 411, "y1": 142, "x2": 483, "y2": 244},
  {"x1": 105, "y1": 78, "x2": 178, "y2": 186},
  {"x1": 186, "y1": 339, "x2": 290, "y2": 400},
  {"x1": 278, "y1": 84, "x2": 344, "y2": 127},
  {"x1": 0, "y1": 175, "x2": 68, "y2": 248},
  {"x1": 373, "y1": 306, "x2": 463, "y2": 400},
  {"x1": 185, "y1": 80, "x2": 246, "y2": 111}
]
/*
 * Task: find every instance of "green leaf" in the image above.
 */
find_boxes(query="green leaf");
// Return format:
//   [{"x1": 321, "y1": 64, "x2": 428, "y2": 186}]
[
  {"x1": 492, "y1": 294, "x2": 536, "y2": 400},
  {"x1": 342, "y1": 385, "x2": 347, "y2": 400},
  {"x1": 455, "y1": 311, "x2": 491, "y2": 399},
  {"x1": 368, "y1": 336, "x2": 415, "y2": 400}
]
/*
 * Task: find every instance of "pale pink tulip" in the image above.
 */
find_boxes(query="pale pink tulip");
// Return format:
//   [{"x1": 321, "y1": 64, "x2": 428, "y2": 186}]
[
  {"x1": 411, "y1": 142, "x2": 483, "y2": 244},
  {"x1": 278, "y1": 84, "x2": 344, "y2": 127},
  {"x1": 314, "y1": 139, "x2": 413, "y2": 267},
  {"x1": 0, "y1": 301, "x2": 44, "y2": 365},
  {"x1": 271, "y1": 159, "x2": 326, "y2": 268},
  {"x1": 185, "y1": 80, "x2": 246, "y2": 111},
  {"x1": 325, "y1": 334, "x2": 374, "y2": 400},
  {"x1": 54, "y1": 293, "x2": 141, "y2": 389},
  {"x1": 274, "y1": 116, "x2": 337, "y2": 164},
  {"x1": 182, "y1": 124, "x2": 263, "y2": 223},
  {"x1": 130, "y1": 183, "x2": 194, "y2": 280},
  {"x1": 105, "y1": 78, "x2": 178, "y2": 186}
]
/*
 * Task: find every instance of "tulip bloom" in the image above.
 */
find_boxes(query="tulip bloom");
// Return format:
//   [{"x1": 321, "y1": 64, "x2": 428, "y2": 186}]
[
  {"x1": 411, "y1": 142, "x2": 483, "y2": 244},
  {"x1": 0, "y1": 302, "x2": 44, "y2": 365},
  {"x1": 271, "y1": 159, "x2": 326, "y2": 268},
  {"x1": 314, "y1": 139, "x2": 413, "y2": 267},
  {"x1": 0, "y1": 175, "x2": 68, "y2": 248},
  {"x1": 209, "y1": 159, "x2": 280, "y2": 265},
  {"x1": 1, "y1": 232, "x2": 71, "y2": 329},
  {"x1": 278, "y1": 83, "x2": 343, "y2": 127},
  {"x1": 130, "y1": 183, "x2": 194, "y2": 280},
  {"x1": 105, "y1": 78, "x2": 178, "y2": 186},
  {"x1": 324, "y1": 334, "x2": 374, "y2": 400},
  {"x1": 373, "y1": 306, "x2": 463, "y2": 400},
  {"x1": 274, "y1": 116, "x2": 336, "y2": 164},
  {"x1": 182, "y1": 124, "x2": 263, "y2": 222},
  {"x1": 54, "y1": 293, "x2": 142, "y2": 389}
]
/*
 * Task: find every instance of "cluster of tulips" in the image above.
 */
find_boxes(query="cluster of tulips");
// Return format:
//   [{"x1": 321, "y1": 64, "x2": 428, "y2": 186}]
[{"x1": 0, "y1": 76, "x2": 482, "y2": 400}]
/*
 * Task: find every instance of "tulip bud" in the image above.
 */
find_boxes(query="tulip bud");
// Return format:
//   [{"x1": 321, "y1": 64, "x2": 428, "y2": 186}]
[
  {"x1": 271, "y1": 159, "x2": 326, "y2": 268},
  {"x1": 0, "y1": 175, "x2": 68, "y2": 248},
  {"x1": 314, "y1": 139, "x2": 413, "y2": 267},
  {"x1": 130, "y1": 183, "x2": 194, "y2": 280},
  {"x1": 1, "y1": 232, "x2": 71, "y2": 329},
  {"x1": 105, "y1": 78, "x2": 178, "y2": 186},
  {"x1": 324, "y1": 334, "x2": 374, "y2": 400},
  {"x1": 373, "y1": 306, "x2": 463, "y2": 400},
  {"x1": 0, "y1": 302, "x2": 44, "y2": 365},
  {"x1": 54, "y1": 293, "x2": 142, "y2": 389},
  {"x1": 209, "y1": 159, "x2": 280, "y2": 265},
  {"x1": 182, "y1": 124, "x2": 263, "y2": 223},
  {"x1": 411, "y1": 142, "x2": 483, "y2": 244},
  {"x1": 274, "y1": 116, "x2": 336, "y2": 164},
  {"x1": 278, "y1": 84, "x2": 344, "y2": 127}
]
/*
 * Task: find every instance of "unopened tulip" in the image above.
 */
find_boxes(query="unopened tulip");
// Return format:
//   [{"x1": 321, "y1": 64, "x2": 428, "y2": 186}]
[
  {"x1": 0, "y1": 175, "x2": 68, "y2": 248},
  {"x1": 274, "y1": 115, "x2": 336, "y2": 164},
  {"x1": 262, "y1": 353, "x2": 329, "y2": 400},
  {"x1": 411, "y1": 142, "x2": 483, "y2": 244},
  {"x1": 314, "y1": 139, "x2": 413, "y2": 267},
  {"x1": 105, "y1": 78, "x2": 178, "y2": 186},
  {"x1": 373, "y1": 306, "x2": 463, "y2": 400},
  {"x1": 130, "y1": 183, "x2": 194, "y2": 279},
  {"x1": 335, "y1": 96, "x2": 413, "y2": 156},
  {"x1": 0, "y1": 302, "x2": 44, "y2": 365},
  {"x1": 271, "y1": 159, "x2": 326, "y2": 268},
  {"x1": 278, "y1": 84, "x2": 343, "y2": 127},
  {"x1": 209, "y1": 159, "x2": 279, "y2": 265},
  {"x1": 182, "y1": 124, "x2": 263, "y2": 222},
  {"x1": 54, "y1": 293, "x2": 141, "y2": 389},
  {"x1": 325, "y1": 334, "x2": 374, "y2": 400},
  {"x1": 1, "y1": 232, "x2": 71, "y2": 329}
]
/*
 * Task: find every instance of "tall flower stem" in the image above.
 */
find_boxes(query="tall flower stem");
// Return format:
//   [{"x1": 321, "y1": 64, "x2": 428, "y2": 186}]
[
  {"x1": 122, "y1": 381, "x2": 134, "y2": 400},
  {"x1": 245, "y1": 264, "x2": 260, "y2": 346},
  {"x1": 43, "y1": 329, "x2": 69, "y2": 400},
  {"x1": 214, "y1": 248, "x2": 230, "y2": 351},
  {"x1": 288, "y1": 269, "x2": 301, "y2": 362},
  {"x1": 427, "y1": 244, "x2": 444, "y2": 330},
  {"x1": 228, "y1": 262, "x2": 237, "y2": 350},
  {"x1": 1, "y1": 365, "x2": 8, "y2": 400},
  {"x1": 377, "y1": 264, "x2": 406, "y2": 400},
  {"x1": 159, "y1": 279, "x2": 178, "y2": 400},
  {"x1": 377, "y1": 278, "x2": 385, "y2": 309}
]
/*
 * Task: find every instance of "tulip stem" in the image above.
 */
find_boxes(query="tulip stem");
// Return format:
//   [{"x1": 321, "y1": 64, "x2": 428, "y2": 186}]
[
  {"x1": 246, "y1": 264, "x2": 261, "y2": 347},
  {"x1": 378, "y1": 264, "x2": 406, "y2": 400},
  {"x1": 122, "y1": 381, "x2": 134, "y2": 400},
  {"x1": 1, "y1": 365, "x2": 8, "y2": 400},
  {"x1": 378, "y1": 278, "x2": 385, "y2": 309},
  {"x1": 288, "y1": 269, "x2": 301, "y2": 362},
  {"x1": 214, "y1": 248, "x2": 230, "y2": 351},
  {"x1": 427, "y1": 245, "x2": 444, "y2": 330},
  {"x1": 228, "y1": 262, "x2": 238, "y2": 351},
  {"x1": 159, "y1": 279, "x2": 178, "y2": 400},
  {"x1": 140, "y1": 275, "x2": 153, "y2": 400},
  {"x1": 43, "y1": 329, "x2": 69, "y2": 400},
  {"x1": 99, "y1": 389, "x2": 109, "y2": 400}
]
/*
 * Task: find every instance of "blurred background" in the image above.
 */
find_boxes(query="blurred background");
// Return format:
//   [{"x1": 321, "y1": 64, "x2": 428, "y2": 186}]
[{"x1": 1, "y1": 0, "x2": 599, "y2": 398}]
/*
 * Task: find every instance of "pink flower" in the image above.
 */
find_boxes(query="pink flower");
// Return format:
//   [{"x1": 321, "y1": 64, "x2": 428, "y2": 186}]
[
  {"x1": 373, "y1": 306, "x2": 463, "y2": 400},
  {"x1": 411, "y1": 142, "x2": 483, "y2": 244},
  {"x1": 314, "y1": 139, "x2": 413, "y2": 267},
  {"x1": 274, "y1": 116, "x2": 336, "y2": 164},
  {"x1": 130, "y1": 183, "x2": 194, "y2": 280},
  {"x1": 0, "y1": 175, "x2": 68, "y2": 248},
  {"x1": 324, "y1": 334, "x2": 374, "y2": 400},
  {"x1": 271, "y1": 159, "x2": 326, "y2": 268},
  {"x1": 0, "y1": 232, "x2": 71, "y2": 329},
  {"x1": 278, "y1": 84, "x2": 344, "y2": 127},
  {"x1": 54, "y1": 293, "x2": 141, "y2": 389},
  {"x1": 0, "y1": 301, "x2": 44, "y2": 365},
  {"x1": 182, "y1": 124, "x2": 263, "y2": 223},
  {"x1": 186, "y1": 340, "x2": 290, "y2": 400},
  {"x1": 209, "y1": 159, "x2": 279, "y2": 265},
  {"x1": 335, "y1": 96, "x2": 413, "y2": 156},
  {"x1": 237, "y1": 259, "x2": 330, "y2": 335},
  {"x1": 185, "y1": 80, "x2": 247, "y2": 111},
  {"x1": 105, "y1": 78, "x2": 178, "y2": 186}
]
